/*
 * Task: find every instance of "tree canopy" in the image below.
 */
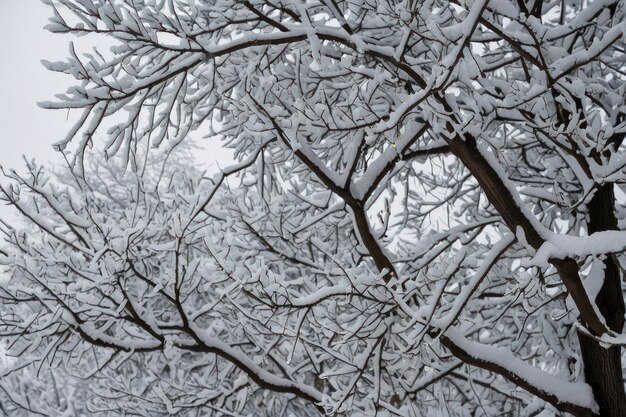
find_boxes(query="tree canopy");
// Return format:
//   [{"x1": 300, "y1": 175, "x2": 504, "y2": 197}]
[{"x1": 2, "y1": 0, "x2": 626, "y2": 416}]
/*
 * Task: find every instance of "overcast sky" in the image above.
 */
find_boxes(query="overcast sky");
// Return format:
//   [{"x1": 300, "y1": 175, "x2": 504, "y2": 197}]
[
  {"x1": 0, "y1": 0, "x2": 233, "y2": 223},
  {"x1": 0, "y1": 0, "x2": 74, "y2": 168},
  {"x1": 0, "y1": 0, "x2": 75, "y2": 222}
]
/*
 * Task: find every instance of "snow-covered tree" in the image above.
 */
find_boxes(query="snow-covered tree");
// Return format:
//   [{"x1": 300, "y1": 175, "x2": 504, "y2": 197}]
[{"x1": 2, "y1": 0, "x2": 626, "y2": 416}]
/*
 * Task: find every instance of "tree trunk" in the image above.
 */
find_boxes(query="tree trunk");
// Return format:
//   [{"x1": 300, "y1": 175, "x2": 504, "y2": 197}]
[{"x1": 577, "y1": 183, "x2": 626, "y2": 417}]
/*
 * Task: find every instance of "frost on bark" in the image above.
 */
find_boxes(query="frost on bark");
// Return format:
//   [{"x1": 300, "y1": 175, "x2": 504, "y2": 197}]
[{"x1": 1, "y1": 0, "x2": 626, "y2": 416}]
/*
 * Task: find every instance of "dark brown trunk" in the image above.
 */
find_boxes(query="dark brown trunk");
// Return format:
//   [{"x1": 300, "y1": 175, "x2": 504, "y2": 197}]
[{"x1": 577, "y1": 183, "x2": 626, "y2": 417}]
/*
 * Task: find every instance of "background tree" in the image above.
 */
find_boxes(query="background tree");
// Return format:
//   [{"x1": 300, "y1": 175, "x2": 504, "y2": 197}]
[{"x1": 2, "y1": 0, "x2": 626, "y2": 416}]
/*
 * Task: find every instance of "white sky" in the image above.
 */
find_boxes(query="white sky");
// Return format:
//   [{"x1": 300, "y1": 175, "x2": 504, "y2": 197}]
[
  {"x1": 0, "y1": 0, "x2": 77, "y2": 222},
  {"x1": 0, "y1": 0, "x2": 74, "y2": 168},
  {"x1": 0, "y1": 0, "x2": 233, "y2": 223}
]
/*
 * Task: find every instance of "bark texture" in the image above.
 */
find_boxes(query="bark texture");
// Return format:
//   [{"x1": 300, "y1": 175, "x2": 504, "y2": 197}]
[{"x1": 577, "y1": 183, "x2": 626, "y2": 417}]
